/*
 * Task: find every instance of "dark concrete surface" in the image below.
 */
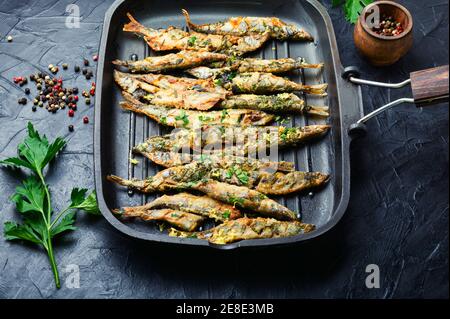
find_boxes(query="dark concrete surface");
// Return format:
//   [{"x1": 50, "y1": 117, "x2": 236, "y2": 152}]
[{"x1": 0, "y1": 0, "x2": 448, "y2": 298}]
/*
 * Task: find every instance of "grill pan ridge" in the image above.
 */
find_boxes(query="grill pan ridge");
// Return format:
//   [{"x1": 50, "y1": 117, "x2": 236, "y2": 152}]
[{"x1": 94, "y1": 0, "x2": 364, "y2": 248}]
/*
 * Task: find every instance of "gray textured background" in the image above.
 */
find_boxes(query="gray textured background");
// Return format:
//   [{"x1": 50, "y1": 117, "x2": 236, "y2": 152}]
[{"x1": 0, "y1": 0, "x2": 448, "y2": 298}]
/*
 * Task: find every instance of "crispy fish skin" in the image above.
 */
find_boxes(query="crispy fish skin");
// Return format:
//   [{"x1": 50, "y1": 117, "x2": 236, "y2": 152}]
[
  {"x1": 112, "y1": 50, "x2": 228, "y2": 73},
  {"x1": 134, "y1": 148, "x2": 295, "y2": 172},
  {"x1": 169, "y1": 217, "x2": 315, "y2": 244},
  {"x1": 114, "y1": 71, "x2": 228, "y2": 110},
  {"x1": 120, "y1": 100, "x2": 274, "y2": 127},
  {"x1": 135, "y1": 124, "x2": 330, "y2": 155},
  {"x1": 123, "y1": 146, "x2": 330, "y2": 195},
  {"x1": 116, "y1": 207, "x2": 204, "y2": 232},
  {"x1": 182, "y1": 9, "x2": 313, "y2": 41},
  {"x1": 123, "y1": 13, "x2": 269, "y2": 55},
  {"x1": 256, "y1": 171, "x2": 329, "y2": 195},
  {"x1": 187, "y1": 58, "x2": 323, "y2": 78},
  {"x1": 147, "y1": 193, "x2": 241, "y2": 222},
  {"x1": 107, "y1": 163, "x2": 297, "y2": 220},
  {"x1": 194, "y1": 179, "x2": 297, "y2": 220},
  {"x1": 228, "y1": 72, "x2": 327, "y2": 95},
  {"x1": 236, "y1": 57, "x2": 323, "y2": 73},
  {"x1": 220, "y1": 93, "x2": 329, "y2": 116}
]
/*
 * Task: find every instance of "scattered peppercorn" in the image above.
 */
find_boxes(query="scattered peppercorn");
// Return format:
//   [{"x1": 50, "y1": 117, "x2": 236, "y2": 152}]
[
  {"x1": 32, "y1": 106, "x2": 37, "y2": 112},
  {"x1": 85, "y1": 73, "x2": 91, "y2": 80},
  {"x1": 25, "y1": 88, "x2": 30, "y2": 94},
  {"x1": 83, "y1": 59, "x2": 89, "y2": 66},
  {"x1": 51, "y1": 66, "x2": 58, "y2": 74},
  {"x1": 7, "y1": 35, "x2": 13, "y2": 42},
  {"x1": 83, "y1": 116, "x2": 89, "y2": 124},
  {"x1": 74, "y1": 65, "x2": 80, "y2": 72},
  {"x1": 33, "y1": 98, "x2": 38, "y2": 105},
  {"x1": 30, "y1": 74, "x2": 36, "y2": 81},
  {"x1": 130, "y1": 54, "x2": 138, "y2": 61},
  {"x1": 18, "y1": 97, "x2": 27, "y2": 105},
  {"x1": 93, "y1": 55, "x2": 99, "y2": 62},
  {"x1": 73, "y1": 87, "x2": 79, "y2": 94},
  {"x1": 62, "y1": 63, "x2": 68, "y2": 70},
  {"x1": 68, "y1": 125, "x2": 74, "y2": 132},
  {"x1": 82, "y1": 68, "x2": 88, "y2": 75},
  {"x1": 85, "y1": 98, "x2": 91, "y2": 105}
]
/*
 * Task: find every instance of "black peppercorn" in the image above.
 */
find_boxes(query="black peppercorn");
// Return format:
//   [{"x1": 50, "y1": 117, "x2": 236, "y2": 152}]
[
  {"x1": 73, "y1": 87, "x2": 79, "y2": 94},
  {"x1": 68, "y1": 125, "x2": 74, "y2": 132},
  {"x1": 24, "y1": 88, "x2": 30, "y2": 94},
  {"x1": 74, "y1": 65, "x2": 80, "y2": 72},
  {"x1": 86, "y1": 73, "x2": 91, "y2": 80},
  {"x1": 32, "y1": 106, "x2": 37, "y2": 112},
  {"x1": 130, "y1": 54, "x2": 138, "y2": 61},
  {"x1": 82, "y1": 68, "x2": 88, "y2": 75},
  {"x1": 83, "y1": 59, "x2": 89, "y2": 66}
]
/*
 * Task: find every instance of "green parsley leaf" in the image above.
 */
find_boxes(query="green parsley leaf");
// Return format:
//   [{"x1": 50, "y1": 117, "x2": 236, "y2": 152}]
[
  {"x1": 69, "y1": 188, "x2": 101, "y2": 215},
  {"x1": 10, "y1": 176, "x2": 45, "y2": 214},
  {"x1": 175, "y1": 111, "x2": 190, "y2": 127},
  {"x1": 220, "y1": 109, "x2": 229, "y2": 123},
  {"x1": 187, "y1": 36, "x2": 197, "y2": 46},
  {"x1": 4, "y1": 221, "x2": 41, "y2": 244},
  {"x1": 222, "y1": 210, "x2": 231, "y2": 219},
  {"x1": 50, "y1": 211, "x2": 77, "y2": 237},
  {"x1": 344, "y1": 0, "x2": 372, "y2": 23}
]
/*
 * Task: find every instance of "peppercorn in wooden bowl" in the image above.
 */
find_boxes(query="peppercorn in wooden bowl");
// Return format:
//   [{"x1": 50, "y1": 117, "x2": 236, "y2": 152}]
[{"x1": 354, "y1": 1, "x2": 413, "y2": 66}]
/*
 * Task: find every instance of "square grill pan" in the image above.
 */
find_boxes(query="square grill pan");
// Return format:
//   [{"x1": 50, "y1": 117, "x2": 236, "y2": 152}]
[{"x1": 94, "y1": 0, "x2": 364, "y2": 249}]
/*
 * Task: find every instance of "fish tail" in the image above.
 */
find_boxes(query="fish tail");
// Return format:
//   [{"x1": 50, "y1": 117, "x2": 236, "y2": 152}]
[
  {"x1": 301, "y1": 83, "x2": 328, "y2": 96},
  {"x1": 121, "y1": 91, "x2": 144, "y2": 105},
  {"x1": 305, "y1": 104, "x2": 329, "y2": 117},
  {"x1": 123, "y1": 13, "x2": 150, "y2": 36},
  {"x1": 119, "y1": 101, "x2": 142, "y2": 113},
  {"x1": 112, "y1": 59, "x2": 129, "y2": 67},
  {"x1": 296, "y1": 58, "x2": 324, "y2": 69},
  {"x1": 181, "y1": 9, "x2": 192, "y2": 26},
  {"x1": 107, "y1": 174, "x2": 134, "y2": 187}
]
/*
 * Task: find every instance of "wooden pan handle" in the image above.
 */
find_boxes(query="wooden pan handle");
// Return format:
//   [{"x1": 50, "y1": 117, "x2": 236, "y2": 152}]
[{"x1": 410, "y1": 65, "x2": 449, "y2": 106}]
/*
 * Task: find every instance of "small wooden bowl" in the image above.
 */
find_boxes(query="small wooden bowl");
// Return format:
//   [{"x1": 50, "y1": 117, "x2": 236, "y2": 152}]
[{"x1": 354, "y1": 1, "x2": 413, "y2": 66}]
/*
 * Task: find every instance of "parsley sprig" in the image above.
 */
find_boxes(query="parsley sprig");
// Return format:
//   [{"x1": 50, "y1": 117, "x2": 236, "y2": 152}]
[{"x1": 0, "y1": 122, "x2": 99, "y2": 289}]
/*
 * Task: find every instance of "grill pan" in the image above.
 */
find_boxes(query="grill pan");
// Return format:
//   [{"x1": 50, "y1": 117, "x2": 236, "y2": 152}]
[{"x1": 94, "y1": 0, "x2": 447, "y2": 249}]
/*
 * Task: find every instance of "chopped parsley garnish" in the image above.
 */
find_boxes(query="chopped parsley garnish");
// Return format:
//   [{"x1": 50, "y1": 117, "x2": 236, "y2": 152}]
[
  {"x1": 222, "y1": 210, "x2": 231, "y2": 219},
  {"x1": 160, "y1": 116, "x2": 167, "y2": 125},
  {"x1": 228, "y1": 195, "x2": 245, "y2": 207},
  {"x1": 220, "y1": 109, "x2": 229, "y2": 123},
  {"x1": 175, "y1": 111, "x2": 189, "y2": 127},
  {"x1": 187, "y1": 36, "x2": 197, "y2": 46},
  {"x1": 198, "y1": 115, "x2": 213, "y2": 122}
]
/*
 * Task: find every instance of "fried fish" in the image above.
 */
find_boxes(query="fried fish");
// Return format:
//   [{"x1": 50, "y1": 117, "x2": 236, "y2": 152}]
[
  {"x1": 169, "y1": 217, "x2": 315, "y2": 244},
  {"x1": 113, "y1": 50, "x2": 228, "y2": 73},
  {"x1": 123, "y1": 12, "x2": 270, "y2": 55},
  {"x1": 182, "y1": 9, "x2": 313, "y2": 41}
]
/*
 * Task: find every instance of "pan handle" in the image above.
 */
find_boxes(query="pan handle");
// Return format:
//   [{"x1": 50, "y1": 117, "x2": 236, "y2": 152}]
[
  {"x1": 410, "y1": 65, "x2": 449, "y2": 105},
  {"x1": 343, "y1": 65, "x2": 449, "y2": 135}
]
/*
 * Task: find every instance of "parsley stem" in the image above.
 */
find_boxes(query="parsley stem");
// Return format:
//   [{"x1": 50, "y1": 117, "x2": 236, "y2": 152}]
[
  {"x1": 46, "y1": 235, "x2": 60, "y2": 289},
  {"x1": 37, "y1": 171, "x2": 52, "y2": 223},
  {"x1": 49, "y1": 207, "x2": 71, "y2": 229}
]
